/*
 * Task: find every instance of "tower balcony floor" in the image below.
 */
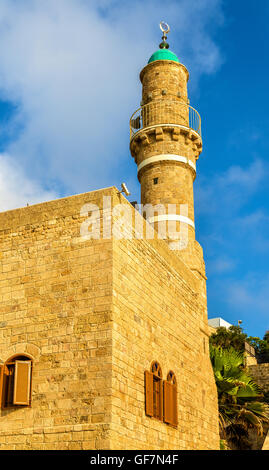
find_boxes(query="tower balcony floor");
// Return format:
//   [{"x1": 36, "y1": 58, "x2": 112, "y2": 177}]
[{"x1": 130, "y1": 100, "x2": 201, "y2": 141}]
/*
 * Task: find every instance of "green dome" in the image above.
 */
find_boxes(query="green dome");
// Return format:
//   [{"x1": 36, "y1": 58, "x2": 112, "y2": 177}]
[{"x1": 148, "y1": 48, "x2": 179, "y2": 64}]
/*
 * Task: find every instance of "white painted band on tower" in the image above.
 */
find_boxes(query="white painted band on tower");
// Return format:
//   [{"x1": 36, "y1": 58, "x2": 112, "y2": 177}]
[
  {"x1": 137, "y1": 154, "x2": 196, "y2": 173},
  {"x1": 147, "y1": 214, "x2": 195, "y2": 228}
]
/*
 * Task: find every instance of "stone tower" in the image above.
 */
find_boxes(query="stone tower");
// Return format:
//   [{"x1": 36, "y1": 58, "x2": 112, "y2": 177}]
[
  {"x1": 130, "y1": 26, "x2": 205, "y2": 284},
  {"x1": 0, "y1": 23, "x2": 220, "y2": 450}
]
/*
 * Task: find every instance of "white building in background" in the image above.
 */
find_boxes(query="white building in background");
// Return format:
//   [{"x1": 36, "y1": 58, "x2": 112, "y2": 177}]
[{"x1": 208, "y1": 317, "x2": 232, "y2": 329}]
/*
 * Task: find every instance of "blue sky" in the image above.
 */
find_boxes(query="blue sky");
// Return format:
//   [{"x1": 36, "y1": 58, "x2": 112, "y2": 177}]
[{"x1": 0, "y1": 0, "x2": 268, "y2": 339}]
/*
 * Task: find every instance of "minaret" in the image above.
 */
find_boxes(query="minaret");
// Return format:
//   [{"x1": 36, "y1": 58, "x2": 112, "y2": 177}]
[{"x1": 130, "y1": 22, "x2": 205, "y2": 279}]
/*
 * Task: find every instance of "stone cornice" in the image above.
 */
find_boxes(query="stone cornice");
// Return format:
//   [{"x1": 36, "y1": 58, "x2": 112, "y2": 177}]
[{"x1": 130, "y1": 124, "x2": 202, "y2": 160}]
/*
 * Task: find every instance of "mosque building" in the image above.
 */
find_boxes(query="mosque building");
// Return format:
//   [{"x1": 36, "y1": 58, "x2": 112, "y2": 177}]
[{"x1": 0, "y1": 23, "x2": 219, "y2": 450}]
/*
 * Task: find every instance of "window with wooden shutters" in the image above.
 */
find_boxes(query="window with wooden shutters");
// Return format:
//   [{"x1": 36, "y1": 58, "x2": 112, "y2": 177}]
[
  {"x1": 1, "y1": 355, "x2": 32, "y2": 408},
  {"x1": 145, "y1": 361, "x2": 163, "y2": 421},
  {"x1": 163, "y1": 371, "x2": 178, "y2": 427}
]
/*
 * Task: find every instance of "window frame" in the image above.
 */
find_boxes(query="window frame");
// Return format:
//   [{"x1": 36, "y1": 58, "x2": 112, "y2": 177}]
[
  {"x1": 0, "y1": 354, "x2": 33, "y2": 409},
  {"x1": 145, "y1": 361, "x2": 163, "y2": 421},
  {"x1": 145, "y1": 364, "x2": 178, "y2": 428}
]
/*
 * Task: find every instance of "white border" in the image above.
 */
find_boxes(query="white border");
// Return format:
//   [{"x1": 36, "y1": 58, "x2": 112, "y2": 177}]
[
  {"x1": 137, "y1": 154, "x2": 196, "y2": 173},
  {"x1": 147, "y1": 214, "x2": 195, "y2": 228}
]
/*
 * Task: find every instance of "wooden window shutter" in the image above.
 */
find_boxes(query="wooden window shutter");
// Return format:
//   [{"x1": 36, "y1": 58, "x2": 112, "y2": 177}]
[
  {"x1": 159, "y1": 377, "x2": 163, "y2": 421},
  {"x1": 145, "y1": 370, "x2": 154, "y2": 417},
  {"x1": 153, "y1": 376, "x2": 163, "y2": 420},
  {"x1": 0, "y1": 365, "x2": 3, "y2": 408},
  {"x1": 172, "y1": 383, "x2": 178, "y2": 427},
  {"x1": 164, "y1": 381, "x2": 177, "y2": 426},
  {"x1": 163, "y1": 380, "x2": 173, "y2": 424},
  {"x1": 13, "y1": 361, "x2": 32, "y2": 405},
  {"x1": 1, "y1": 364, "x2": 10, "y2": 408}
]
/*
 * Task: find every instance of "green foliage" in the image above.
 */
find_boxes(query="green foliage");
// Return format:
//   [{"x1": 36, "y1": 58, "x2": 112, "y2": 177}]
[
  {"x1": 219, "y1": 439, "x2": 228, "y2": 450},
  {"x1": 247, "y1": 331, "x2": 269, "y2": 362},
  {"x1": 210, "y1": 346, "x2": 260, "y2": 399},
  {"x1": 210, "y1": 325, "x2": 247, "y2": 352},
  {"x1": 263, "y1": 330, "x2": 269, "y2": 343},
  {"x1": 210, "y1": 345, "x2": 269, "y2": 449},
  {"x1": 210, "y1": 326, "x2": 269, "y2": 363}
]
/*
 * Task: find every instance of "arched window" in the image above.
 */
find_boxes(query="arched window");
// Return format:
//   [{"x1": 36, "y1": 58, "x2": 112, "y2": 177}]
[
  {"x1": 167, "y1": 370, "x2": 176, "y2": 385},
  {"x1": 144, "y1": 361, "x2": 163, "y2": 421},
  {"x1": 0, "y1": 355, "x2": 33, "y2": 408},
  {"x1": 163, "y1": 371, "x2": 177, "y2": 427},
  {"x1": 151, "y1": 361, "x2": 162, "y2": 378}
]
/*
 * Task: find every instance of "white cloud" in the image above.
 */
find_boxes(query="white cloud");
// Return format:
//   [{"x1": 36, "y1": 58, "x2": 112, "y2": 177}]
[
  {"x1": 0, "y1": 0, "x2": 224, "y2": 211},
  {"x1": 235, "y1": 209, "x2": 269, "y2": 229},
  {"x1": 225, "y1": 274, "x2": 269, "y2": 328},
  {"x1": 196, "y1": 159, "x2": 266, "y2": 216},
  {"x1": 207, "y1": 273, "x2": 269, "y2": 335},
  {"x1": 0, "y1": 153, "x2": 57, "y2": 211},
  {"x1": 198, "y1": 152, "x2": 268, "y2": 277},
  {"x1": 207, "y1": 256, "x2": 236, "y2": 275},
  {"x1": 217, "y1": 159, "x2": 264, "y2": 190}
]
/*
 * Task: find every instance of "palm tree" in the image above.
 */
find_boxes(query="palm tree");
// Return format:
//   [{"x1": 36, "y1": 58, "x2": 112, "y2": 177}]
[
  {"x1": 263, "y1": 330, "x2": 269, "y2": 343},
  {"x1": 210, "y1": 345, "x2": 269, "y2": 449}
]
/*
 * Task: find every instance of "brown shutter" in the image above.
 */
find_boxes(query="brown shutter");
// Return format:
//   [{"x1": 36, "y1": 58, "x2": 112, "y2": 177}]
[
  {"x1": 159, "y1": 377, "x2": 163, "y2": 421},
  {"x1": 145, "y1": 370, "x2": 154, "y2": 417},
  {"x1": 172, "y1": 383, "x2": 178, "y2": 427},
  {"x1": 163, "y1": 380, "x2": 173, "y2": 424},
  {"x1": 1, "y1": 364, "x2": 9, "y2": 408},
  {"x1": 13, "y1": 361, "x2": 32, "y2": 405},
  {"x1": 0, "y1": 365, "x2": 3, "y2": 408},
  {"x1": 164, "y1": 380, "x2": 177, "y2": 426}
]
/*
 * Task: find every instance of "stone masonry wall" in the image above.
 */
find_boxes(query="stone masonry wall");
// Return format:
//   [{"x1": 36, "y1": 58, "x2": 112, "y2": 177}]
[
  {"x1": 0, "y1": 188, "x2": 114, "y2": 449},
  {"x1": 110, "y1": 192, "x2": 220, "y2": 450},
  {"x1": 248, "y1": 364, "x2": 269, "y2": 450},
  {"x1": 248, "y1": 363, "x2": 269, "y2": 394},
  {"x1": 0, "y1": 187, "x2": 220, "y2": 449}
]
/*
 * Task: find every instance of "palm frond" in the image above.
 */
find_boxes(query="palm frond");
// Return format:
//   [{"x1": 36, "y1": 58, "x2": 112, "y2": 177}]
[{"x1": 210, "y1": 344, "x2": 269, "y2": 449}]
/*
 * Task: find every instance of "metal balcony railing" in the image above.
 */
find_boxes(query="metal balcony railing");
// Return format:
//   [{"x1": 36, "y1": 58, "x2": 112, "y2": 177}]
[{"x1": 130, "y1": 100, "x2": 201, "y2": 140}]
